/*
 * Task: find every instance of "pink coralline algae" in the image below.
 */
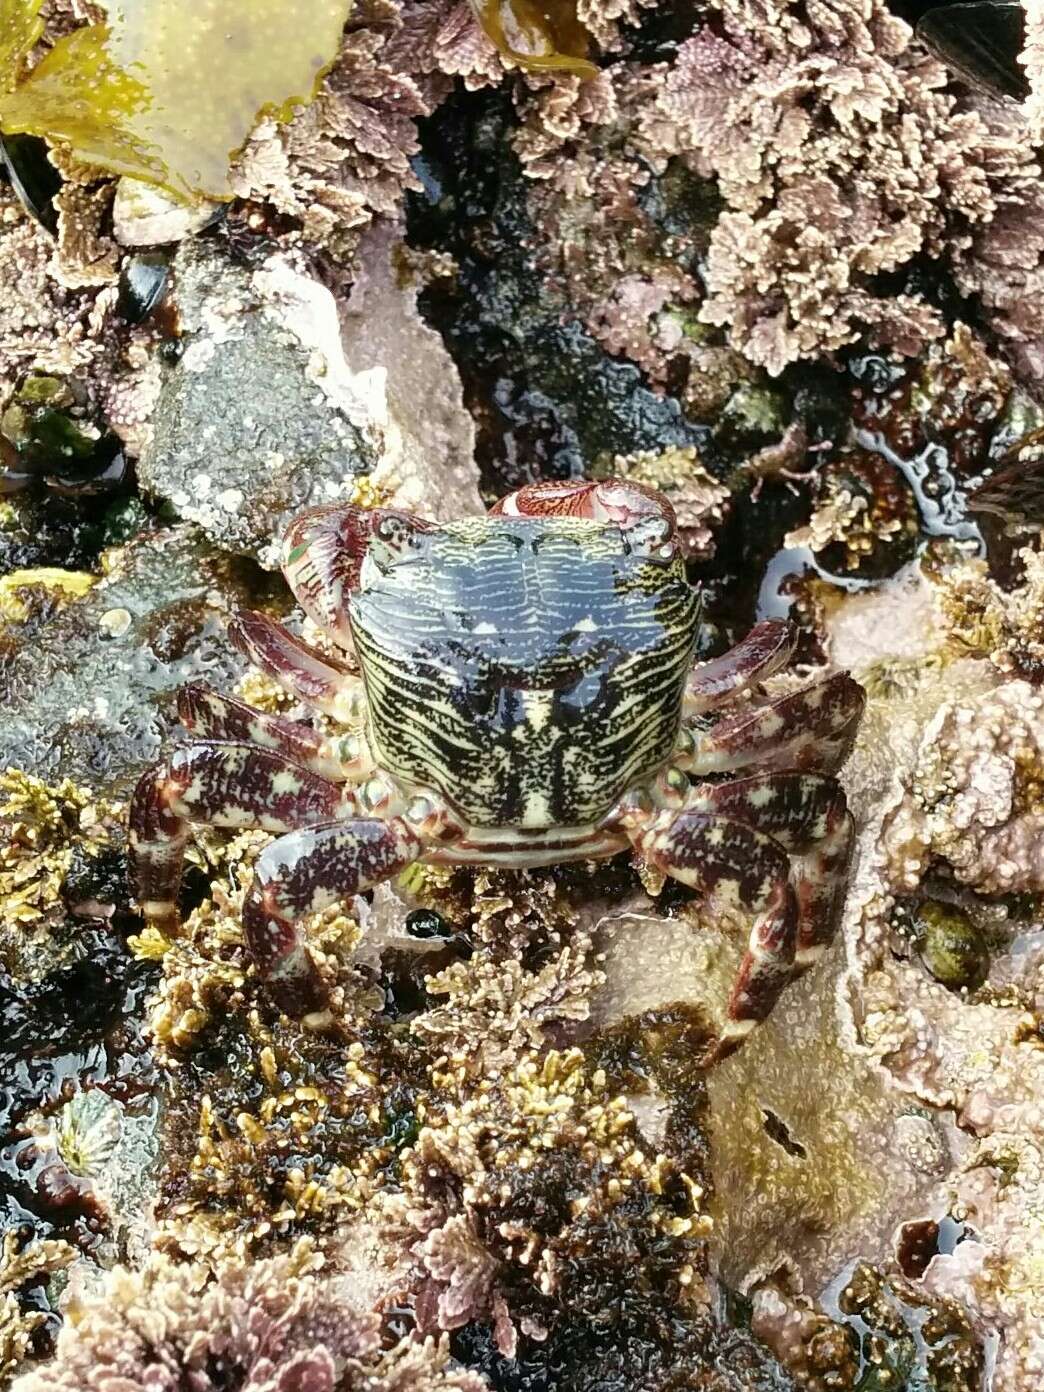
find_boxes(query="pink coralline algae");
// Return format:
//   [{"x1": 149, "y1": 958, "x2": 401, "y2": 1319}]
[
  {"x1": 11, "y1": 1243, "x2": 490, "y2": 1392},
  {"x1": 632, "y1": 0, "x2": 1026, "y2": 375}
]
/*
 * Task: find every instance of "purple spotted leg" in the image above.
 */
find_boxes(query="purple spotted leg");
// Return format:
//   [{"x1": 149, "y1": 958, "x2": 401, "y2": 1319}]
[
  {"x1": 228, "y1": 609, "x2": 365, "y2": 726},
  {"x1": 129, "y1": 742, "x2": 351, "y2": 939},
  {"x1": 677, "y1": 772, "x2": 854, "y2": 967},
  {"x1": 628, "y1": 770, "x2": 854, "y2": 1056},
  {"x1": 680, "y1": 672, "x2": 866, "y2": 777},
  {"x1": 629, "y1": 809, "x2": 798, "y2": 1056},
  {"x1": 178, "y1": 683, "x2": 370, "y2": 782},
  {"x1": 242, "y1": 818, "x2": 423, "y2": 1016},
  {"x1": 684, "y1": 619, "x2": 797, "y2": 715}
]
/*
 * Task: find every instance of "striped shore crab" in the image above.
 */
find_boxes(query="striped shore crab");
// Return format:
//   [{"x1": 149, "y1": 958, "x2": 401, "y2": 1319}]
[{"x1": 130, "y1": 480, "x2": 864, "y2": 1054}]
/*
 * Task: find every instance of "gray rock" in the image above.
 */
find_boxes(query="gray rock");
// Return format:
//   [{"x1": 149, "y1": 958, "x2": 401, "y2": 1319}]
[
  {"x1": 339, "y1": 221, "x2": 481, "y2": 523},
  {"x1": 138, "y1": 241, "x2": 381, "y2": 564},
  {"x1": 0, "y1": 526, "x2": 259, "y2": 792}
]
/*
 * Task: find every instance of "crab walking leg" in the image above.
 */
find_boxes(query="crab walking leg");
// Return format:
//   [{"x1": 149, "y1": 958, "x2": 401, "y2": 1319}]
[
  {"x1": 677, "y1": 772, "x2": 854, "y2": 964},
  {"x1": 242, "y1": 818, "x2": 424, "y2": 1016},
  {"x1": 129, "y1": 742, "x2": 351, "y2": 936},
  {"x1": 684, "y1": 620, "x2": 796, "y2": 716},
  {"x1": 228, "y1": 610, "x2": 366, "y2": 727},
  {"x1": 679, "y1": 672, "x2": 865, "y2": 777},
  {"x1": 178, "y1": 684, "x2": 367, "y2": 783},
  {"x1": 628, "y1": 810, "x2": 798, "y2": 1050}
]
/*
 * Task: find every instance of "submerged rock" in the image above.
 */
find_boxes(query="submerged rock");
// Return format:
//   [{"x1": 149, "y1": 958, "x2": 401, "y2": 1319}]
[
  {"x1": 138, "y1": 234, "x2": 480, "y2": 565},
  {"x1": 0, "y1": 526, "x2": 261, "y2": 791}
]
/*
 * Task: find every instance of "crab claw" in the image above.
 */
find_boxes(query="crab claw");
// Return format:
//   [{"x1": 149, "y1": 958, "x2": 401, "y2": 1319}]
[
  {"x1": 281, "y1": 503, "x2": 434, "y2": 649},
  {"x1": 491, "y1": 478, "x2": 677, "y2": 535}
]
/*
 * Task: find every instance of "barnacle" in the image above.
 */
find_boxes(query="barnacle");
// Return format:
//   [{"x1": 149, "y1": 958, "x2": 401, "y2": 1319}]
[
  {"x1": 56, "y1": 1088, "x2": 123, "y2": 1177},
  {"x1": 0, "y1": 0, "x2": 351, "y2": 201}
]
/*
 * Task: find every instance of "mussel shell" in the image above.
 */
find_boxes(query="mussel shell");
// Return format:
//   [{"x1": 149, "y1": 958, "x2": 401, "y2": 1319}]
[
  {"x1": 916, "y1": 2, "x2": 1027, "y2": 101},
  {"x1": 116, "y1": 252, "x2": 171, "y2": 326},
  {"x1": 969, "y1": 452, "x2": 1044, "y2": 521},
  {"x1": 0, "y1": 132, "x2": 61, "y2": 234},
  {"x1": 45, "y1": 446, "x2": 129, "y2": 496}
]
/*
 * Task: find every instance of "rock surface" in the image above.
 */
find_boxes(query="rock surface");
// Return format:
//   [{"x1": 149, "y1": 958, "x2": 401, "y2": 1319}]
[
  {"x1": 138, "y1": 232, "x2": 481, "y2": 566},
  {"x1": 0, "y1": 527, "x2": 258, "y2": 792}
]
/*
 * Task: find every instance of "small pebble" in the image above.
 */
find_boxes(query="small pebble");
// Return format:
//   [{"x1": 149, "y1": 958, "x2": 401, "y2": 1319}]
[{"x1": 99, "y1": 607, "x2": 133, "y2": 637}]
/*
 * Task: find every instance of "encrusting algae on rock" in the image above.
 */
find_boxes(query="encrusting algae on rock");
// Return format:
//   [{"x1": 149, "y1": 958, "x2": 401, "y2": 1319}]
[
  {"x1": 0, "y1": 1231, "x2": 75, "y2": 1382},
  {"x1": 0, "y1": 0, "x2": 351, "y2": 200},
  {"x1": 0, "y1": 769, "x2": 121, "y2": 936},
  {"x1": 9, "y1": 1240, "x2": 489, "y2": 1392}
]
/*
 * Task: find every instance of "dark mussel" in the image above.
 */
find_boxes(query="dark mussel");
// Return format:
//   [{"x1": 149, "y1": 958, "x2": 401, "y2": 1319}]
[
  {"x1": 0, "y1": 131, "x2": 61, "y2": 233},
  {"x1": 916, "y1": 1, "x2": 1027, "y2": 101},
  {"x1": 969, "y1": 440, "x2": 1044, "y2": 523},
  {"x1": 1, "y1": 376, "x2": 129, "y2": 497},
  {"x1": 116, "y1": 253, "x2": 172, "y2": 327}
]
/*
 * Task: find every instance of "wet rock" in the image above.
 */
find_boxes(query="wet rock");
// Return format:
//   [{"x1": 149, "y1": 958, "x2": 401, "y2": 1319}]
[
  {"x1": 340, "y1": 222, "x2": 481, "y2": 522},
  {"x1": 0, "y1": 526, "x2": 262, "y2": 791},
  {"x1": 111, "y1": 179, "x2": 220, "y2": 248},
  {"x1": 138, "y1": 232, "x2": 481, "y2": 564},
  {"x1": 822, "y1": 577, "x2": 1044, "y2": 1391},
  {"x1": 137, "y1": 240, "x2": 381, "y2": 565},
  {"x1": 586, "y1": 900, "x2": 963, "y2": 1294},
  {"x1": 407, "y1": 88, "x2": 709, "y2": 493}
]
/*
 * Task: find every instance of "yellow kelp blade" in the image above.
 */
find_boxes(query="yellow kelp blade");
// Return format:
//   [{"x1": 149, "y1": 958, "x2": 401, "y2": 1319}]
[{"x1": 0, "y1": 0, "x2": 352, "y2": 202}]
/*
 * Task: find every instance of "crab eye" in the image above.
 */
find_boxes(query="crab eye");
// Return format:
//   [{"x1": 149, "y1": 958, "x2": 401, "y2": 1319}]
[
  {"x1": 375, "y1": 516, "x2": 406, "y2": 543},
  {"x1": 623, "y1": 516, "x2": 676, "y2": 561},
  {"x1": 367, "y1": 511, "x2": 428, "y2": 575}
]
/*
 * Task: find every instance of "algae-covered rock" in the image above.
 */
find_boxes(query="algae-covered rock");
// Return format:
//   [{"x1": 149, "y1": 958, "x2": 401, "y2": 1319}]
[
  {"x1": 140, "y1": 232, "x2": 482, "y2": 563},
  {"x1": 0, "y1": 0, "x2": 351, "y2": 201},
  {"x1": 0, "y1": 526, "x2": 260, "y2": 791},
  {"x1": 138, "y1": 241, "x2": 381, "y2": 565}
]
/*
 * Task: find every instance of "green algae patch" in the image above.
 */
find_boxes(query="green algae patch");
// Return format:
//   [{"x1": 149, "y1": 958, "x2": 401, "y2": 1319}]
[
  {"x1": 0, "y1": 0, "x2": 351, "y2": 201},
  {"x1": 472, "y1": 0, "x2": 598, "y2": 76}
]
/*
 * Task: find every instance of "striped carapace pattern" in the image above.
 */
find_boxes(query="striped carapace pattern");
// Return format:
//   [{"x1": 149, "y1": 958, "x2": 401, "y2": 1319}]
[{"x1": 350, "y1": 515, "x2": 699, "y2": 828}]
